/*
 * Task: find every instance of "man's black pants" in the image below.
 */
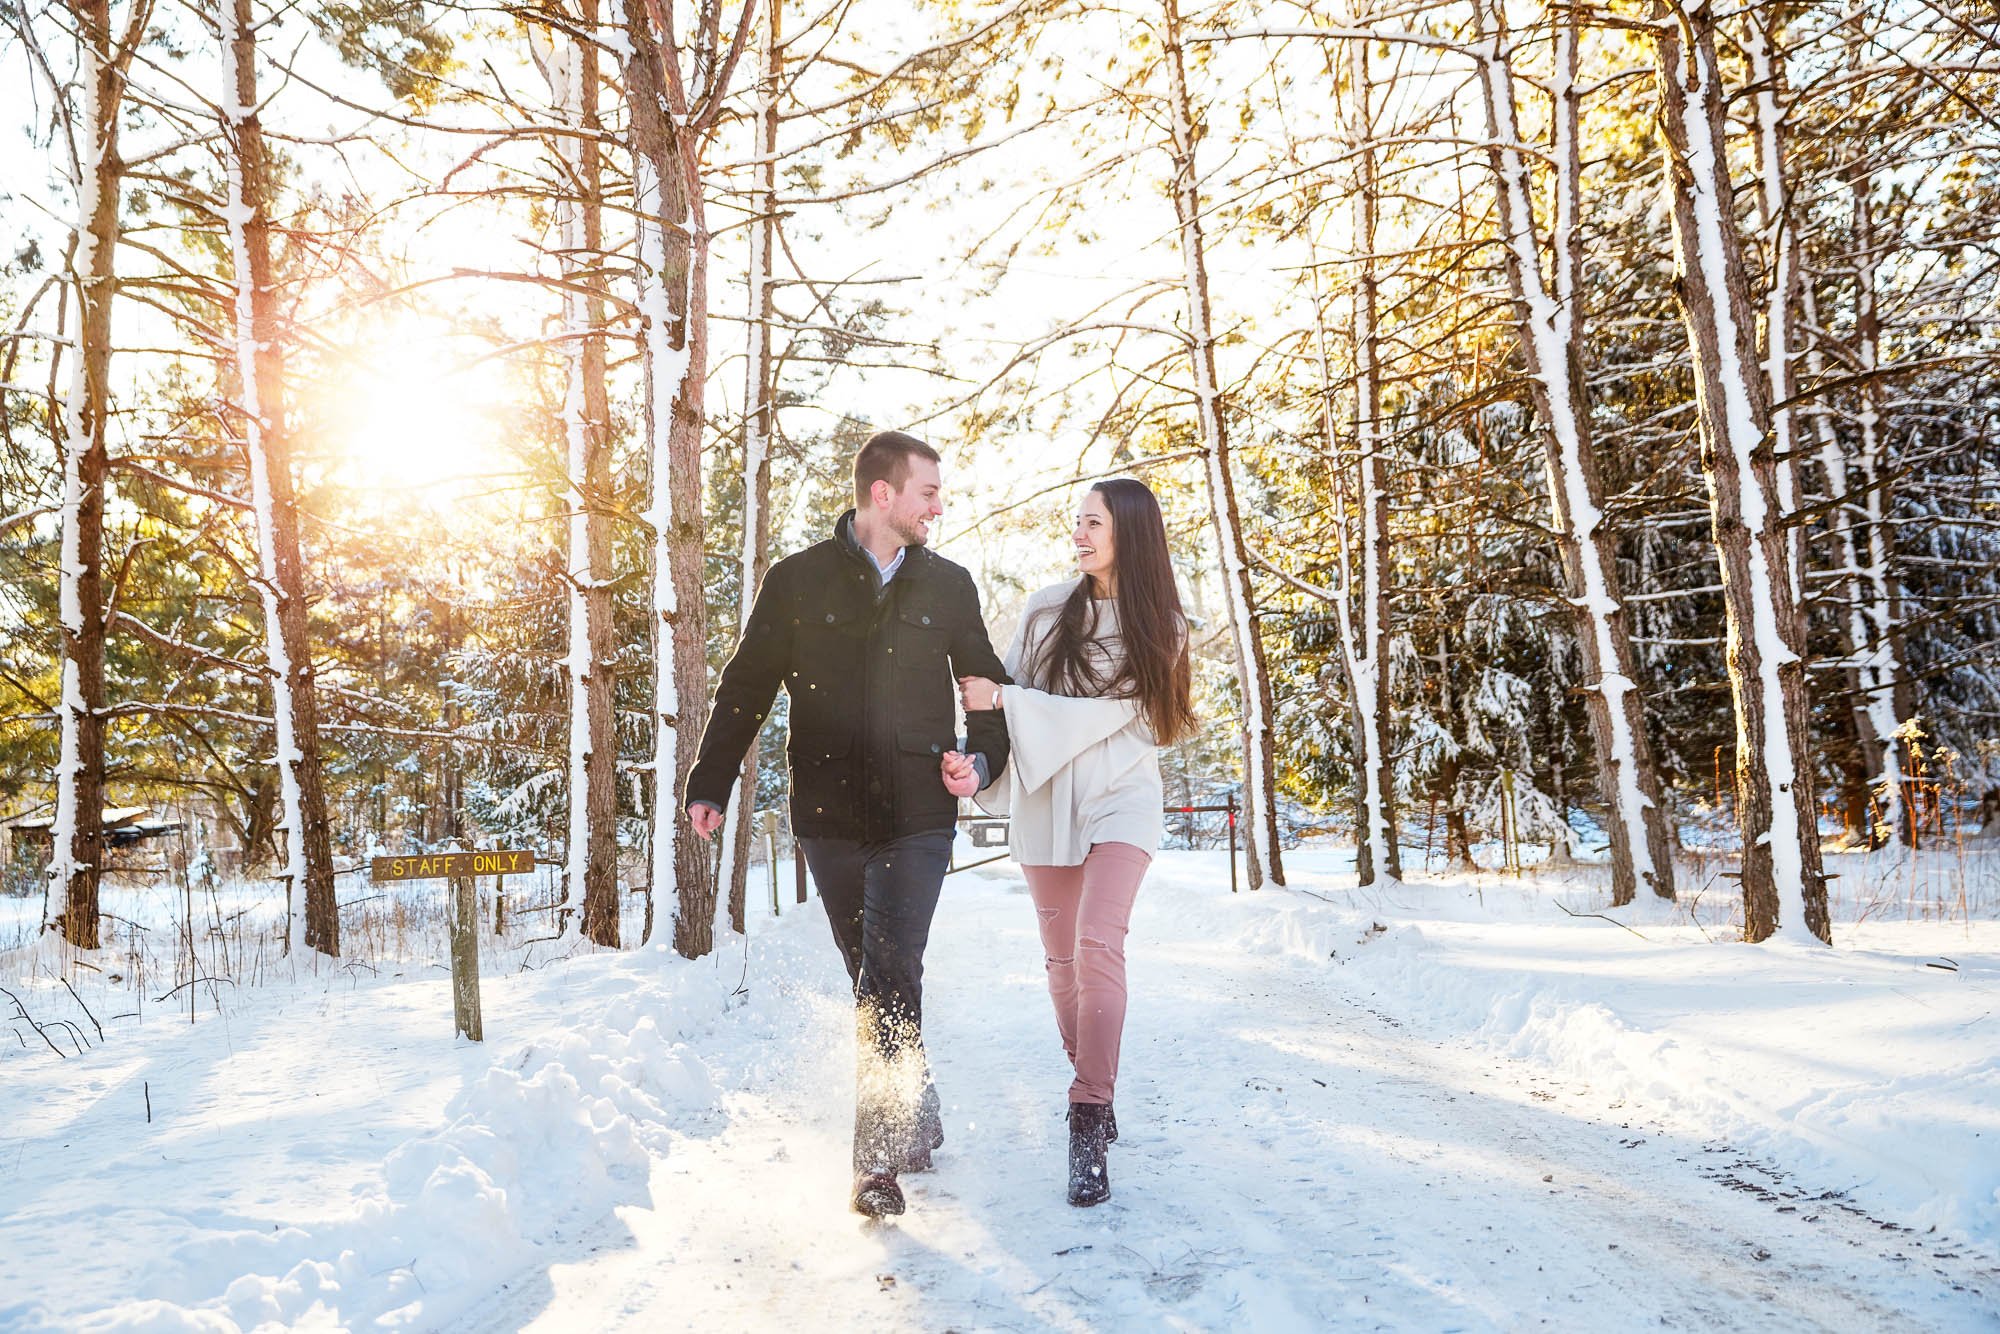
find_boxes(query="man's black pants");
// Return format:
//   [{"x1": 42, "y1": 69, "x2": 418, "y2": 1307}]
[{"x1": 799, "y1": 828, "x2": 952, "y2": 1173}]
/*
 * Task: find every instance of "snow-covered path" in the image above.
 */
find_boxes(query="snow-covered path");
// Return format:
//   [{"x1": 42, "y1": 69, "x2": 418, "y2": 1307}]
[
  {"x1": 450, "y1": 867, "x2": 1998, "y2": 1332},
  {"x1": 7, "y1": 852, "x2": 1997, "y2": 1331}
]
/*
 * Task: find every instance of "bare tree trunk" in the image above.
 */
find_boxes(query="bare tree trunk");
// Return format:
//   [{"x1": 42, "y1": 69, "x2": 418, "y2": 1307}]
[
  {"x1": 1434, "y1": 624, "x2": 1478, "y2": 873},
  {"x1": 1653, "y1": 0, "x2": 1829, "y2": 943},
  {"x1": 48, "y1": 0, "x2": 126, "y2": 950},
  {"x1": 1744, "y1": 7, "x2": 1803, "y2": 596},
  {"x1": 719, "y1": 0, "x2": 780, "y2": 938},
  {"x1": 1344, "y1": 26, "x2": 1400, "y2": 886},
  {"x1": 1474, "y1": 3, "x2": 1673, "y2": 903},
  {"x1": 225, "y1": 0, "x2": 338, "y2": 957},
  {"x1": 1302, "y1": 234, "x2": 1389, "y2": 886},
  {"x1": 1799, "y1": 280, "x2": 1888, "y2": 848},
  {"x1": 1162, "y1": 0, "x2": 1284, "y2": 889},
  {"x1": 534, "y1": 0, "x2": 620, "y2": 946},
  {"x1": 1847, "y1": 174, "x2": 1914, "y2": 847},
  {"x1": 625, "y1": 0, "x2": 729, "y2": 958}
]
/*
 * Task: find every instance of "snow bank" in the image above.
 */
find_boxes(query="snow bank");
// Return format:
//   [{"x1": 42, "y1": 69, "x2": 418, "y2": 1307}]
[
  {"x1": 1280, "y1": 890, "x2": 2000, "y2": 1251},
  {"x1": 2, "y1": 952, "x2": 726, "y2": 1333},
  {"x1": 1126, "y1": 850, "x2": 2000, "y2": 1252}
]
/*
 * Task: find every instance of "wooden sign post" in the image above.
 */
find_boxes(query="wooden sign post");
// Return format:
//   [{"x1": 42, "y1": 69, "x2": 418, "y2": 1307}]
[{"x1": 371, "y1": 850, "x2": 533, "y2": 1042}]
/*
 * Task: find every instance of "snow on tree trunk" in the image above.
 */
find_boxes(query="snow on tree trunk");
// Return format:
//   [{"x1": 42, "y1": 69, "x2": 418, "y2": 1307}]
[
  {"x1": 49, "y1": 0, "x2": 121, "y2": 950},
  {"x1": 1161, "y1": 0, "x2": 1284, "y2": 890},
  {"x1": 625, "y1": 0, "x2": 717, "y2": 958},
  {"x1": 718, "y1": 0, "x2": 781, "y2": 937},
  {"x1": 1847, "y1": 175, "x2": 1913, "y2": 848},
  {"x1": 1305, "y1": 275, "x2": 1391, "y2": 884},
  {"x1": 533, "y1": 0, "x2": 620, "y2": 947},
  {"x1": 1474, "y1": 6, "x2": 1673, "y2": 904},
  {"x1": 1798, "y1": 279, "x2": 1889, "y2": 847},
  {"x1": 1652, "y1": 0, "x2": 1829, "y2": 944},
  {"x1": 225, "y1": 0, "x2": 339, "y2": 958},
  {"x1": 1346, "y1": 29, "x2": 1399, "y2": 887},
  {"x1": 1744, "y1": 10, "x2": 1803, "y2": 601}
]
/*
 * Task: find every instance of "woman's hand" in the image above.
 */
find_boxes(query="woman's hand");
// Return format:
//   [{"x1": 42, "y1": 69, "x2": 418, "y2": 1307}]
[
  {"x1": 958, "y1": 675, "x2": 1002, "y2": 712},
  {"x1": 940, "y1": 750, "x2": 980, "y2": 798}
]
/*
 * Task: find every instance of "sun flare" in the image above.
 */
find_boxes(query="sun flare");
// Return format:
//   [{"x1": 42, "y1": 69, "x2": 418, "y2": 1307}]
[{"x1": 316, "y1": 326, "x2": 518, "y2": 494}]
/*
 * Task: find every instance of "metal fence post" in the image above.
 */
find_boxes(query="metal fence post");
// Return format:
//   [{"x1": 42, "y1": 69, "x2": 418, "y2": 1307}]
[
  {"x1": 763, "y1": 810, "x2": 780, "y2": 916},
  {"x1": 1228, "y1": 795, "x2": 1239, "y2": 894}
]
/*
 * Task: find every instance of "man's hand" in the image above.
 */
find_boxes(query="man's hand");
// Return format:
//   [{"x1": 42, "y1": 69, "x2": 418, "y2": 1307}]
[
  {"x1": 958, "y1": 675, "x2": 1002, "y2": 712},
  {"x1": 941, "y1": 750, "x2": 980, "y2": 798},
  {"x1": 687, "y1": 802, "x2": 725, "y2": 840}
]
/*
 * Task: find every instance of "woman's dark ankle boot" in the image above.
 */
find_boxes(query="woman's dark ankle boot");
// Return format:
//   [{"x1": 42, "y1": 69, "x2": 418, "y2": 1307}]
[{"x1": 1066, "y1": 1101, "x2": 1112, "y2": 1207}]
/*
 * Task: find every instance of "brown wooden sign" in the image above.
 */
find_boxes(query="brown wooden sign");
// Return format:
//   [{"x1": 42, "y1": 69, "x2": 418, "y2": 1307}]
[{"x1": 371, "y1": 849, "x2": 533, "y2": 882}]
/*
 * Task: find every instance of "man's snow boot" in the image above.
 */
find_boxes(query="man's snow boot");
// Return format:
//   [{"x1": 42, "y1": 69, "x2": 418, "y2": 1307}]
[
  {"x1": 904, "y1": 1083, "x2": 946, "y2": 1172},
  {"x1": 1066, "y1": 1101, "x2": 1113, "y2": 1207},
  {"x1": 851, "y1": 1169, "x2": 905, "y2": 1217}
]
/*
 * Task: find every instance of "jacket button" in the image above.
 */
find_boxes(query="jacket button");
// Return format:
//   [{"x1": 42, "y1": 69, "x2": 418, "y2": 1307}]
[
  {"x1": 825, "y1": 613, "x2": 835, "y2": 623},
  {"x1": 921, "y1": 615, "x2": 931, "y2": 625},
  {"x1": 930, "y1": 743, "x2": 941, "y2": 754}
]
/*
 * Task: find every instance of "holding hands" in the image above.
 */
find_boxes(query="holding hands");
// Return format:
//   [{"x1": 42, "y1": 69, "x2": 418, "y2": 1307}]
[
  {"x1": 940, "y1": 749, "x2": 980, "y2": 798},
  {"x1": 687, "y1": 801, "x2": 725, "y2": 840},
  {"x1": 958, "y1": 676, "x2": 1002, "y2": 713}
]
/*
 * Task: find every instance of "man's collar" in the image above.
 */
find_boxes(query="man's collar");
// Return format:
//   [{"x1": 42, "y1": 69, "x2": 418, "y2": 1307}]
[{"x1": 837, "y1": 508, "x2": 919, "y2": 574}]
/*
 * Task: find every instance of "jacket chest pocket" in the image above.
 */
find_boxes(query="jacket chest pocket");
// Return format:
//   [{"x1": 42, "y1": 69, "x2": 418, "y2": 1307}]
[
  {"x1": 794, "y1": 604, "x2": 863, "y2": 667},
  {"x1": 894, "y1": 604, "x2": 949, "y2": 676}
]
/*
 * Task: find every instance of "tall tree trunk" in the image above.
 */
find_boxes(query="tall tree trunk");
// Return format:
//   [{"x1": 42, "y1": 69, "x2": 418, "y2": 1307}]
[
  {"x1": 1475, "y1": 3, "x2": 1673, "y2": 903},
  {"x1": 225, "y1": 0, "x2": 338, "y2": 957},
  {"x1": 1744, "y1": 8, "x2": 1803, "y2": 596},
  {"x1": 1345, "y1": 26, "x2": 1399, "y2": 885},
  {"x1": 1161, "y1": 0, "x2": 1284, "y2": 889},
  {"x1": 1434, "y1": 624, "x2": 1478, "y2": 872},
  {"x1": 1799, "y1": 280, "x2": 1888, "y2": 847},
  {"x1": 48, "y1": 0, "x2": 124, "y2": 949},
  {"x1": 625, "y1": 0, "x2": 718, "y2": 958},
  {"x1": 1847, "y1": 174, "x2": 1914, "y2": 848},
  {"x1": 534, "y1": 0, "x2": 620, "y2": 946},
  {"x1": 718, "y1": 0, "x2": 780, "y2": 937},
  {"x1": 1305, "y1": 242, "x2": 1389, "y2": 885},
  {"x1": 1652, "y1": 0, "x2": 1829, "y2": 943}
]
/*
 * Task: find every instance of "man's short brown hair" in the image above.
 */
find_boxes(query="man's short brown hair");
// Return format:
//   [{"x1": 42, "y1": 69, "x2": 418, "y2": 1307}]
[{"x1": 853, "y1": 430, "x2": 942, "y2": 505}]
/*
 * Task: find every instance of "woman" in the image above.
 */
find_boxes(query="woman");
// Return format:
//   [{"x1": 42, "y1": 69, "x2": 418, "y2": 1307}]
[{"x1": 958, "y1": 477, "x2": 1194, "y2": 1207}]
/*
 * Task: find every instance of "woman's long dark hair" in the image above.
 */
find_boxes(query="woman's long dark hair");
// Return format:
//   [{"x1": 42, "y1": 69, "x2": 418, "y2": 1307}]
[{"x1": 1027, "y1": 478, "x2": 1196, "y2": 746}]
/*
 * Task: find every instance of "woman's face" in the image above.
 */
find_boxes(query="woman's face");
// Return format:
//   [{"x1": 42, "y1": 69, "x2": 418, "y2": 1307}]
[{"x1": 1073, "y1": 490, "x2": 1116, "y2": 589}]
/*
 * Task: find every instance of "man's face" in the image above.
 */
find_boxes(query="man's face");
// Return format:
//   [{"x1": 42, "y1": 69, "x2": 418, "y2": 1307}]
[{"x1": 877, "y1": 457, "x2": 944, "y2": 548}]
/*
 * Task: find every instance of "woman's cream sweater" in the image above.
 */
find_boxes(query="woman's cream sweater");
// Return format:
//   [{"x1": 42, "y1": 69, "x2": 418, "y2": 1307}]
[{"x1": 975, "y1": 581, "x2": 1163, "y2": 866}]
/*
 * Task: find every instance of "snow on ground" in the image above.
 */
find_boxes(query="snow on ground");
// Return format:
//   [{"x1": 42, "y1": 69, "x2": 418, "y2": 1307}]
[{"x1": 2, "y1": 845, "x2": 1997, "y2": 1330}]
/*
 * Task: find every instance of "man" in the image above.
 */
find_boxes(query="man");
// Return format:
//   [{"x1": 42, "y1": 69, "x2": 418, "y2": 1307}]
[{"x1": 684, "y1": 431, "x2": 1010, "y2": 1218}]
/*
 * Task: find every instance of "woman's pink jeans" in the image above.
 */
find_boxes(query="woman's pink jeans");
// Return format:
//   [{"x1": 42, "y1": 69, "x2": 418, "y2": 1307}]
[{"x1": 1020, "y1": 842, "x2": 1152, "y2": 1106}]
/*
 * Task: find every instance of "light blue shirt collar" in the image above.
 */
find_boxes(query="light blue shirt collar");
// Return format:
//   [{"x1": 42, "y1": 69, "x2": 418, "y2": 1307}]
[{"x1": 865, "y1": 544, "x2": 907, "y2": 585}]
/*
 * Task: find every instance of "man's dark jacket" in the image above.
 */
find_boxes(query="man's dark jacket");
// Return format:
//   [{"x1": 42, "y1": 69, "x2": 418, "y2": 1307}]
[{"x1": 684, "y1": 511, "x2": 1011, "y2": 842}]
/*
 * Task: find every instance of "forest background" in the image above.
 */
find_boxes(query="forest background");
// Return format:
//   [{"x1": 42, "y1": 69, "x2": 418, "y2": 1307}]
[{"x1": 2, "y1": 0, "x2": 1996, "y2": 966}]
